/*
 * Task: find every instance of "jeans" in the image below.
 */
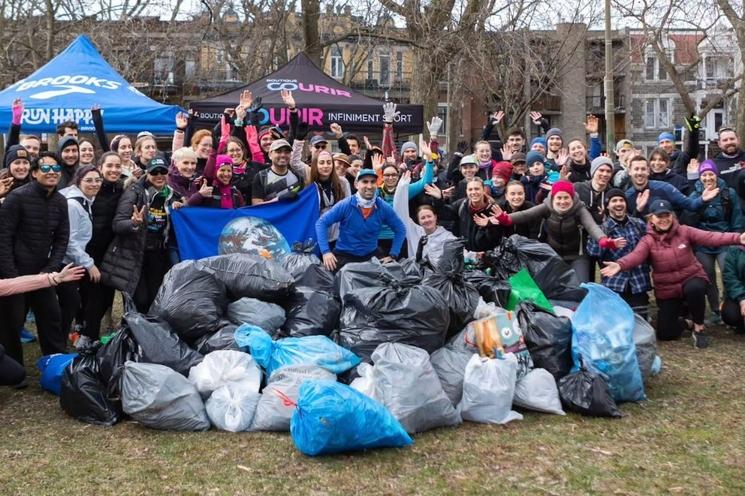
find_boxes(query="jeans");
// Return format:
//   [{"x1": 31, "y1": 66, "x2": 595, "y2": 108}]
[
  {"x1": 695, "y1": 251, "x2": 727, "y2": 315},
  {"x1": 569, "y1": 256, "x2": 592, "y2": 284}
]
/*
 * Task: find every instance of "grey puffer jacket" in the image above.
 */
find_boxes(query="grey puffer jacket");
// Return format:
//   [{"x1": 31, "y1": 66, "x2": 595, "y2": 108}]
[{"x1": 507, "y1": 193, "x2": 605, "y2": 261}]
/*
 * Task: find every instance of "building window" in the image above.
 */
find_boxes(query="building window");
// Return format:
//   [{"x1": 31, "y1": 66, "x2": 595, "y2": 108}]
[
  {"x1": 330, "y1": 46, "x2": 344, "y2": 80},
  {"x1": 658, "y1": 99, "x2": 669, "y2": 129},
  {"x1": 367, "y1": 54, "x2": 374, "y2": 81},
  {"x1": 644, "y1": 99, "x2": 656, "y2": 128},
  {"x1": 379, "y1": 53, "x2": 390, "y2": 87},
  {"x1": 644, "y1": 45, "x2": 674, "y2": 81},
  {"x1": 645, "y1": 56, "x2": 656, "y2": 80},
  {"x1": 395, "y1": 51, "x2": 403, "y2": 81},
  {"x1": 643, "y1": 98, "x2": 672, "y2": 129}
]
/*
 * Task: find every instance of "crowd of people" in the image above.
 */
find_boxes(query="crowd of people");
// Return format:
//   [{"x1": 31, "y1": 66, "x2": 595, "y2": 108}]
[{"x1": 2, "y1": 90, "x2": 745, "y2": 388}]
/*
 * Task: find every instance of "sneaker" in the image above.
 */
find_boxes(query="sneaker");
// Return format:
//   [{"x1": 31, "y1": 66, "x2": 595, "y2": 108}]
[
  {"x1": 692, "y1": 331, "x2": 711, "y2": 349},
  {"x1": 706, "y1": 312, "x2": 722, "y2": 325},
  {"x1": 20, "y1": 328, "x2": 37, "y2": 343}
]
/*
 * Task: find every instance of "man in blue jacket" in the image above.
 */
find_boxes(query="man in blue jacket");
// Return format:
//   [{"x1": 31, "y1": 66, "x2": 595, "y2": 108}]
[{"x1": 316, "y1": 168, "x2": 406, "y2": 271}]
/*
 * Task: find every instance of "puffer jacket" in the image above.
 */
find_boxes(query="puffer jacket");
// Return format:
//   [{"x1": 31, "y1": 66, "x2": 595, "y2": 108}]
[
  {"x1": 688, "y1": 177, "x2": 744, "y2": 255},
  {"x1": 0, "y1": 181, "x2": 69, "y2": 277},
  {"x1": 723, "y1": 246, "x2": 745, "y2": 302},
  {"x1": 616, "y1": 219, "x2": 741, "y2": 300},
  {"x1": 60, "y1": 185, "x2": 95, "y2": 269},
  {"x1": 87, "y1": 179, "x2": 124, "y2": 264},
  {"x1": 506, "y1": 193, "x2": 605, "y2": 261},
  {"x1": 452, "y1": 197, "x2": 504, "y2": 252},
  {"x1": 100, "y1": 176, "x2": 180, "y2": 295}
]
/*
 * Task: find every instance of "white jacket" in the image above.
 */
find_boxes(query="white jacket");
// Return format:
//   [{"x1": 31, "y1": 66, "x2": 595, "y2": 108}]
[{"x1": 60, "y1": 185, "x2": 95, "y2": 269}]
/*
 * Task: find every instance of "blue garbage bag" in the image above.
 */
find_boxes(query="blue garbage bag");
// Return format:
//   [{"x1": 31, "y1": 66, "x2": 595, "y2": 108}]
[
  {"x1": 290, "y1": 380, "x2": 413, "y2": 456},
  {"x1": 37, "y1": 353, "x2": 77, "y2": 395},
  {"x1": 571, "y1": 283, "x2": 645, "y2": 402},
  {"x1": 234, "y1": 324, "x2": 360, "y2": 377}
]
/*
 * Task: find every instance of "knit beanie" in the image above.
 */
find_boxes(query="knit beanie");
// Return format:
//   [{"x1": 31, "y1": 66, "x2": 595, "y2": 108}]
[
  {"x1": 4, "y1": 145, "x2": 30, "y2": 168},
  {"x1": 614, "y1": 139, "x2": 634, "y2": 153},
  {"x1": 530, "y1": 137, "x2": 547, "y2": 150},
  {"x1": 657, "y1": 132, "x2": 675, "y2": 143},
  {"x1": 492, "y1": 162, "x2": 513, "y2": 184},
  {"x1": 58, "y1": 135, "x2": 79, "y2": 153},
  {"x1": 545, "y1": 128, "x2": 562, "y2": 141},
  {"x1": 698, "y1": 159, "x2": 718, "y2": 176},
  {"x1": 550, "y1": 180, "x2": 575, "y2": 198},
  {"x1": 604, "y1": 188, "x2": 627, "y2": 208},
  {"x1": 590, "y1": 156, "x2": 614, "y2": 178},
  {"x1": 216, "y1": 154, "x2": 233, "y2": 170},
  {"x1": 525, "y1": 151, "x2": 545, "y2": 168},
  {"x1": 400, "y1": 141, "x2": 417, "y2": 156}
]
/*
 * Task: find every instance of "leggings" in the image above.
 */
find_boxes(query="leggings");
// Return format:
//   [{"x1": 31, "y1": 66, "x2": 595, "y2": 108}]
[
  {"x1": 0, "y1": 287, "x2": 64, "y2": 366},
  {"x1": 721, "y1": 299, "x2": 745, "y2": 332},
  {"x1": 0, "y1": 344, "x2": 26, "y2": 386},
  {"x1": 695, "y1": 251, "x2": 727, "y2": 314},
  {"x1": 569, "y1": 256, "x2": 592, "y2": 284},
  {"x1": 656, "y1": 277, "x2": 708, "y2": 341}
]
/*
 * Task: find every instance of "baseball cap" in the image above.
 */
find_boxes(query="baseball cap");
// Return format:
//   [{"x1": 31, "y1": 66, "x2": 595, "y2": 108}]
[
  {"x1": 309, "y1": 135, "x2": 328, "y2": 147},
  {"x1": 459, "y1": 154, "x2": 478, "y2": 166},
  {"x1": 147, "y1": 157, "x2": 168, "y2": 173},
  {"x1": 649, "y1": 199, "x2": 673, "y2": 215},
  {"x1": 269, "y1": 139, "x2": 292, "y2": 152},
  {"x1": 356, "y1": 168, "x2": 378, "y2": 181}
]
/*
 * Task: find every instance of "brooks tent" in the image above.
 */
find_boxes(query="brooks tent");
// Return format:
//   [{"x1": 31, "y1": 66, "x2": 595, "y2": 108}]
[
  {"x1": 0, "y1": 35, "x2": 182, "y2": 134},
  {"x1": 190, "y1": 53, "x2": 424, "y2": 134}
]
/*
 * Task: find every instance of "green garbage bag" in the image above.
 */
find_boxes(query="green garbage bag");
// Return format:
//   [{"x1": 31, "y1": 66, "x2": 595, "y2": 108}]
[{"x1": 506, "y1": 269, "x2": 553, "y2": 313}]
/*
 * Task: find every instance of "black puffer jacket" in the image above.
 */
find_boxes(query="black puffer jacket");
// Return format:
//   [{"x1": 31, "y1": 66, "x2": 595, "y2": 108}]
[
  {"x1": 451, "y1": 198, "x2": 504, "y2": 252},
  {"x1": 100, "y1": 176, "x2": 180, "y2": 294},
  {"x1": 87, "y1": 179, "x2": 124, "y2": 264},
  {"x1": 0, "y1": 181, "x2": 69, "y2": 277}
]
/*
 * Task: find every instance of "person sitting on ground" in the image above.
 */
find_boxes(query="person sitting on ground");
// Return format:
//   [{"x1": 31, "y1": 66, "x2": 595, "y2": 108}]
[
  {"x1": 586, "y1": 189, "x2": 651, "y2": 319},
  {"x1": 601, "y1": 199, "x2": 745, "y2": 348},
  {"x1": 721, "y1": 245, "x2": 745, "y2": 333},
  {"x1": 316, "y1": 168, "x2": 406, "y2": 271},
  {"x1": 493, "y1": 180, "x2": 624, "y2": 283}
]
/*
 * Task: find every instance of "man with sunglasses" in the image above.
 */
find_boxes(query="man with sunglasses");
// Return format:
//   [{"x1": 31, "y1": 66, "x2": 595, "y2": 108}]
[
  {"x1": 0, "y1": 153, "x2": 70, "y2": 372},
  {"x1": 252, "y1": 139, "x2": 305, "y2": 205}
]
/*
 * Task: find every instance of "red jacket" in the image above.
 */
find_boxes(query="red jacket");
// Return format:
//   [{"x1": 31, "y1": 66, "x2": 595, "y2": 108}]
[{"x1": 617, "y1": 220, "x2": 741, "y2": 300}]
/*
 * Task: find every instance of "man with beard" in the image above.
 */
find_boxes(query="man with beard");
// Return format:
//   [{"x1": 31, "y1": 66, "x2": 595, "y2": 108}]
[
  {"x1": 586, "y1": 189, "x2": 651, "y2": 318},
  {"x1": 712, "y1": 127, "x2": 745, "y2": 194}
]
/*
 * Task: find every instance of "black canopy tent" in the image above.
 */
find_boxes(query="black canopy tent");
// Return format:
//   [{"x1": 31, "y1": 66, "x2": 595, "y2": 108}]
[{"x1": 189, "y1": 53, "x2": 423, "y2": 134}]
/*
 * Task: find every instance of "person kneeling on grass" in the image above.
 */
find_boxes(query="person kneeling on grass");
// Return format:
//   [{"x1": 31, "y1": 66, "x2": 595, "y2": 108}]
[
  {"x1": 315, "y1": 168, "x2": 406, "y2": 272},
  {"x1": 721, "y1": 245, "x2": 745, "y2": 333},
  {"x1": 601, "y1": 199, "x2": 745, "y2": 348}
]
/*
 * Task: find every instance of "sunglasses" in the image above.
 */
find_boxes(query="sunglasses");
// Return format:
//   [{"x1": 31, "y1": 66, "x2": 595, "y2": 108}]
[
  {"x1": 314, "y1": 144, "x2": 327, "y2": 150},
  {"x1": 149, "y1": 169, "x2": 168, "y2": 176},
  {"x1": 39, "y1": 164, "x2": 62, "y2": 173}
]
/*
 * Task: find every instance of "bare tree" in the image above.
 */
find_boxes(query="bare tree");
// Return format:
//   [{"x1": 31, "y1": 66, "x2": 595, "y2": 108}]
[{"x1": 714, "y1": 0, "x2": 745, "y2": 139}]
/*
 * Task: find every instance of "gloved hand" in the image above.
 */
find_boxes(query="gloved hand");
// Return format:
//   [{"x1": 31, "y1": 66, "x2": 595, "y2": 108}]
[
  {"x1": 427, "y1": 116, "x2": 443, "y2": 137},
  {"x1": 295, "y1": 121, "x2": 309, "y2": 141},
  {"x1": 684, "y1": 114, "x2": 702, "y2": 132},
  {"x1": 383, "y1": 102, "x2": 400, "y2": 124},
  {"x1": 247, "y1": 97, "x2": 263, "y2": 126}
]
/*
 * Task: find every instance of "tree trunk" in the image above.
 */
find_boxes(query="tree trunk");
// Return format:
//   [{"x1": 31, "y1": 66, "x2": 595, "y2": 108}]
[
  {"x1": 737, "y1": 45, "x2": 745, "y2": 140},
  {"x1": 409, "y1": 48, "x2": 442, "y2": 123},
  {"x1": 301, "y1": 0, "x2": 322, "y2": 66}
]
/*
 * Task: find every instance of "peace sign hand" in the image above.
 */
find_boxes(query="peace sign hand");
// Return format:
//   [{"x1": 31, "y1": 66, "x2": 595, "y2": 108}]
[{"x1": 131, "y1": 204, "x2": 146, "y2": 226}]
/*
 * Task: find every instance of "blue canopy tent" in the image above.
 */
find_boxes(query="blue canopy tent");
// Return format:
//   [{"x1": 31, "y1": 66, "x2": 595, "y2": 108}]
[{"x1": 0, "y1": 35, "x2": 182, "y2": 134}]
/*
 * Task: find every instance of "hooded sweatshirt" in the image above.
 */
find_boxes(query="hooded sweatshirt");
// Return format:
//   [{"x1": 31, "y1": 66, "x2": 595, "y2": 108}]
[
  {"x1": 57, "y1": 136, "x2": 80, "y2": 189},
  {"x1": 60, "y1": 185, "x2": 95, "y2": 269}
]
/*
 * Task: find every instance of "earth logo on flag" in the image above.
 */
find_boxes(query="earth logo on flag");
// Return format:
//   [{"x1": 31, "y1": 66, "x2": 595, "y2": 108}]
[{"x1": 218, "y1": 216, "x2": 291, "y2": 259}]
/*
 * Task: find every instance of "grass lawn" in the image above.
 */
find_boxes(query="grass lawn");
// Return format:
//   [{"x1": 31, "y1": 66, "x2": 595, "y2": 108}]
[{"x1": 2, "y1": 324, "x2": 745, "y2": 495}]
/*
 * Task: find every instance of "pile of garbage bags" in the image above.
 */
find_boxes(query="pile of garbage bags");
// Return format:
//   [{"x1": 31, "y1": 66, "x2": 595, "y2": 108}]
[{"x1": 51, "y1": 237, "x2": 663, "y2": 457}]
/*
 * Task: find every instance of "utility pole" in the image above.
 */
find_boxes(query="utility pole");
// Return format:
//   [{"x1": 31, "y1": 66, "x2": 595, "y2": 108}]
[{"x1": 604, "y1": 0, "x2": 616, "y2": 158}]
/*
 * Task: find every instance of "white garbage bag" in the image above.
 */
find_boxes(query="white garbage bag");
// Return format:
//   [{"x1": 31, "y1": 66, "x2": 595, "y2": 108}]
[
  {"x1": 206, "y1": 383, "x2": 261, "y2": 432},
  {"x1": 188, "y1": 350, "x2": 262, "y2": 399},
  {"x1": 459, "y1": 353, "x2": 522, "y2": 424},
  {"x1": 513, "y1": 368, "x2": 565, "y2": 415}
]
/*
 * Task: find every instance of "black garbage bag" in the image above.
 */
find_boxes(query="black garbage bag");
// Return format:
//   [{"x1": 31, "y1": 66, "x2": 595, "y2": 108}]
[
  {"x1": 338, "y1": 259, "x2": 450, "y2": 362},
  {"x1": 422, "y1": 238, "x2": 479, "y2": 337},
  {"x1": 463, "y1": 270, "x2": 511, "y2": 307},
  {"x1": 193, "y1": 323, "x2": 240, "y2": 354},
  {"x1": 279, "y1": 240, "x2": 321, "y2": 281},
  {"x1": 96, "y1": 327, "x2": 141, "y2": 402},
  {"x1": 516, "y1": 302, "x2": 573, "y2": 380},
  {"x1": 558, "y1": 362, "x2": 622, "y2": 418},
  {"x1": 197, "y1": 253, "x2": 294, "y2": 301},
  {"x1": 486, "y1": 235, "x2": 587, "y2": 303},
  {"x1": 278, "y1": 265, "x2": 341, "y2": 338},
  {"x1": 124, "y1": 311, "x2": 203, "y2": 375},
  {"x1": 149, "y1": 260, "x2": 228, "y2": 342},
  {"x1": 60, "y1": 352, "x2": 121, "y2": 426},
  {"x1": 226, "y1": 297, "x2": 286, "y2": 333}
]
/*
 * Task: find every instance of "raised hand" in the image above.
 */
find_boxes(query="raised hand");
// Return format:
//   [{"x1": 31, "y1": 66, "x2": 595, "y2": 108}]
[
  {"x1": 442, "y1": 186, "x2": 455, "y2": 199},
  {"x1": 131, "y1": 204, "x2": 146, "y2": 226},
  {"x1": 220, "y1": 114, "x2": 230, "y2": 138},
  {"x1": 11, "y1": 98, "x2": 23, "y2": 124},
  {"x1": 556, "y1": 148, "x2": 569, "y2": 167},
  {"x1": 419, "y1": 137, "x2": 432, "y2": 161},
  {"x1": 371, "y1": 153, "x2": 385, "y2": 171},
  {"x1": 473, "y1": 213, "x2": 490, "y2": 227},
  {"x1": 702, "y1": 187, "x2": 721, "y2": 202},
  {"x1": 363, "y1": 136, "x2": 373, "y2": 150},
  {"x1": 235, "y1": 104, "x2": 246, "y2": 122},
  {"x1": 330, "y1": 122, "x2": 343, "y2": 138},
  {"x1": 559, "y1": 163, "x2": 570, "y2": 181},
  {"x1": 687, "y1": 158, "x2": 700, "y2": 176},
  {"x1": 424, "y1": 184, "x2": 442, "y2": 199},
  {"x1": 457, "y1": 140, "x2": 469, "y2": 154},
  {"x1": 281, "y1": 89, "x2": 296, "y2": 108},
  {"x1": 500, "y1": 144, "x2": 513, "y2": 162},
  {"x1": 239, "y1": 90, "x2": 253, "y2": 109},
  {"x1": 490, "y1": 110, "x2": 504, "y2": 125},
  {"x1": 490, "y1": 204, "x2": 504, "y2": 218},
  {"x1": 636, "y1": 189, "x2": 650, "y2": 212},
  {"x1": 530, "y1": 111, "x2": 543, "y2": 125},
  {"x1": 383, "y1": 102, "x2": 400, "y2": 124},
  {"x1": 176, "y1": 112, "x2": 189, "y2": 130},
  {"x1": 91, "y1": 103, "x2": 101, "y2": 112},
  {"x1": 199, "y1": 178, "x2": 213, "y2": 198},
  {"x1": 585, "y1": 114, "x2": 599, "y2": 134},
  {"x1": 600, "y1": 261, "x2": 621, "y2": 277},
  {"x1": 427, "y1": 116, "x2": 443, "y2": 138}
]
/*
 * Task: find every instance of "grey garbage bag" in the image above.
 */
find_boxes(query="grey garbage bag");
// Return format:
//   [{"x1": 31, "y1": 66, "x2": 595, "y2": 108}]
[
  {"x1": 197, "y1": 254, "x2": 294, "y2": 301},
  {"x1": 353, "y1": 343, "x2": 460, "y2": 434},
  {"x1": 430, "y1": 346, "x2": 472, "y2": 406},
  {"x1": 633, "y1": 314, "x2": 657, "y2": 379},
  {"x1": 193, "y1": 323, "x2": 240, "y2": 355},
  {"x1": 279, "y1": 240, "x2": 321, "y2": 280},
  {"x1": 124, "y1": 311, "x2": 203, "y2": 375},
  {"x1": 459, "y1": 353, "x2": 523, "y2": 424},
  {"x1": 513, "y1": 368, "x2": 565, "y2": 415},
  {"x1": 188, "y1": 350, "x2": 262, "y2": 399},
  {"x1": 226, "y1": 297, "x2": 286, "y2": 333},
  {"x1": 251, "y1": 365, "x2": 336, "y2": 431},
  {"x1": 149, "y1": 260, "x2": 227, "y2": 342},
  {"x1": 121, "y1": 361, "x2": 210, "y2": 431},
  {"x1": 206, "y1": 383, "x2": 261, "y2": 432}
]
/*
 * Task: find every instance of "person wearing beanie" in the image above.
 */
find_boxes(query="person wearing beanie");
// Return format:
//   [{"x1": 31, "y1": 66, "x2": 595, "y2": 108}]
[
  {"x1": 400, "y1": 141, "x2": 418, "y2": 163},
  {"x1": 56, "y1": 135, "x2": 80, "y2": 189},
  {"x1": 510, "y1": 152, "x2": 528, "y2": 179},
  {"x1": 521, "y1": 151, "x2": 551, "y2": 205},
  {"x1": 656, "y1": 115, "x2": 701, "y2": 176},
  {"x1": 586, "y1": 188, "x2": 651, "y2": 318},
  {"x1": 648, "y1": 148, "x2": 690, "y2": 194},
  {"x1": 188, "y1": 154, "x2": 244, "y2": 209},
  {"x1": 602, "y1": 198, "x2": 745, "y2": 348},
  {"x1": 0, "y1": 145, "x2": 31, "y2": 202},
  {"x1": 492, "y1": 161, "x2": 513, "y2": 186},
  {"x1": 493, "y1": 179, "x2": 623, "y2": 282},
  {"x1": 530, "y1": 137, "x2": 547, "y2": 155},
  {"x1": 687, "y1": 158, "x2": 744, "y2": 325},
  {"x1": 544, "y1": 128, "x2": 563, "y2": 171},
  {"x1": 575, "y1": 156, "x2": 614, "y2": 224}
]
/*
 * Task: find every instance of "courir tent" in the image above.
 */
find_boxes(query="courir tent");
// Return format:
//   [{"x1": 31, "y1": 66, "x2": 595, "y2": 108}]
[
  {"x1": 190, "y1": 53, "x2": 424, "y2": 134},
  {"x1": 0, "y1": 35, "x2": 182, "y2": 134}
]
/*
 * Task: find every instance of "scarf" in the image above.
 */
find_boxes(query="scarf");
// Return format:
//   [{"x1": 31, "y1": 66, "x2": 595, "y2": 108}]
[
  {"x1": 232, "y1": 162, "x2": 246, "y2": 176},
  {"x1": 355, "y1": 190, "x2": 377, "y2": 209},
  {"x1": 478, "y1": 159, "x2": 492, "y2": 170},
  {"x1": 317, "y1": 180, "x2": 335, "y2": 210}
]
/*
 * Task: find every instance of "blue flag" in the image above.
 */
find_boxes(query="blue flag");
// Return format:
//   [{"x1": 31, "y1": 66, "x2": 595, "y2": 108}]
[{"x1": 171, "y1": 186, "x2": 319, "y2": 261}]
